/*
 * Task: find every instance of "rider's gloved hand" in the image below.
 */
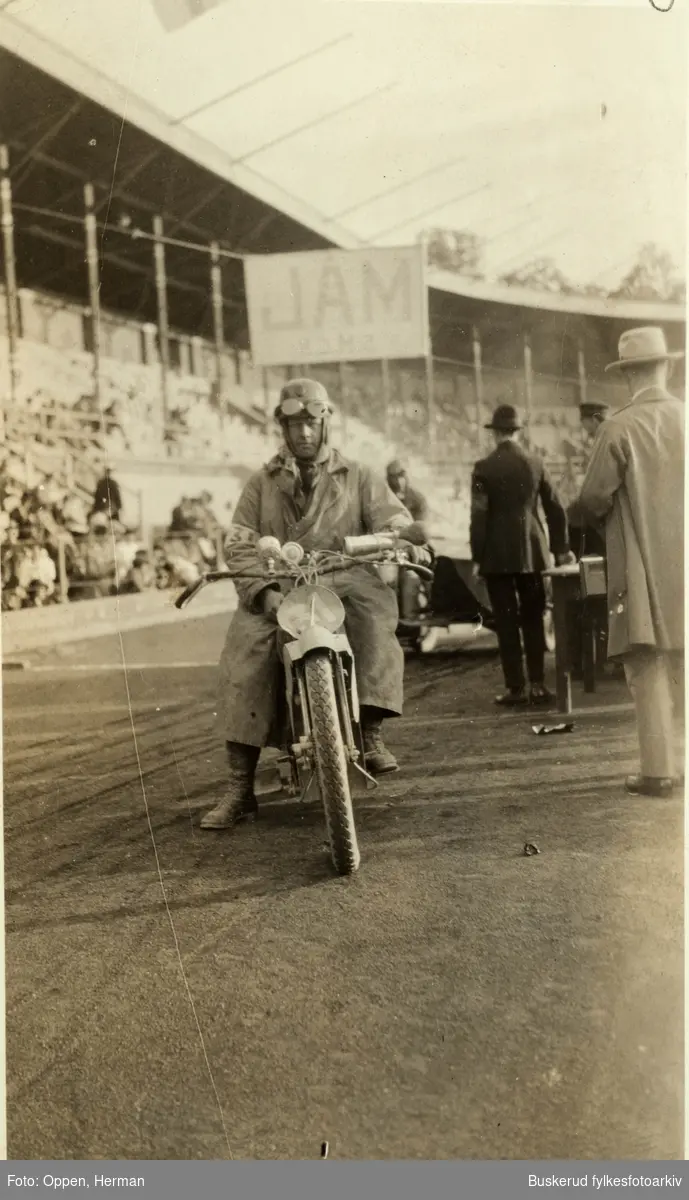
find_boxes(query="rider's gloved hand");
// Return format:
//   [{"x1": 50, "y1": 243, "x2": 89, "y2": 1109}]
[
  {"x1": 406, "y1": 545, "x2": 432, "y2": 567},
  {"x1": 259, "y1": 585, "x2": 282, "y2": 619}
]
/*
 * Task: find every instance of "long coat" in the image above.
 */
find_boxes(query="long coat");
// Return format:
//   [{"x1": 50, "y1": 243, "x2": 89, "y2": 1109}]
[
  {"x1": 578, "y1": 386, "x2": 684, "y2": 659},
  {"x1": 470, "y1": 441, "x2": 569, "y2": 575},
  {"x1": 217, "y1": 448, "x2": 412, "y2": 747}
]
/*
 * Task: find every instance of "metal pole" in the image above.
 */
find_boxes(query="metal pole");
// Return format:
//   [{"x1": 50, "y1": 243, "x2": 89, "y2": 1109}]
[
  {"x1": 523, "y1": 332, "x2": 533, "y2": 448},
  {"x1": 577, "y1": 340, "x2": 587, "y2": 405},
  {"x1": 210, "y1": 240, "x2": 225, "y2": 419},
  {"x1": 1, "y1": 145, "x2": 19, "y2": 439},
  {"x1": 83, "y1": 183, "x2": 102, "y2": 416},
  {"x1": 152, "y1": 214, "x2": 170, "y2": 432},
  {"x1": 472, "y1": 325, "x2": 484, "y2": 459}
]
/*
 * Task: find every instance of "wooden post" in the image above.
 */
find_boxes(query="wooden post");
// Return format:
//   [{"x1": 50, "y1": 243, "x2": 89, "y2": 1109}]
[
  {"x1": 210, "y1": 241, "x2": 225, "y2": 419},
  {"x1": 152, "y1": 215, "x2": 170, "y2": 433},
  {"x1": 57, "y1": 535, "x2": 69, "y2": 604},
  {"x1": 83, "y1": 183, "x2": 102, "y2": 417},
  {"x1": 523, "y1": 332, "x2": 534, "y2": 448},
  {"x1": 425, "y1": 353, "x2": 435, "y2": 456},
  {"x1": 261, "y1": 367, "x2": 272, "y2": 434},
  {"x1": 577, "y1": 341, "x2": 587, "y2": 405},
  {"x1": 381, "y1": 358, "x2": 392, "y2": 442},
  {"x1": 1, "y1": 144, "x2": 19, "y2": 439},
  {"x1": 338, "y1": 361, "x2": 348, "y2": 442},
  {"x1": 472, "y1": 325, "x2": 484, "y2": 459}
]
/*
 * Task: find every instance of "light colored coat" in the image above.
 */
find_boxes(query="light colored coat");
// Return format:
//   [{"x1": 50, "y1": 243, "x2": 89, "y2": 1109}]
[
  {"x1": 217, "y1": 448, "x2": 412, "y2": 747},
  {"x1": 578, "y1": 386, "x2": 684, "y2": 659}
]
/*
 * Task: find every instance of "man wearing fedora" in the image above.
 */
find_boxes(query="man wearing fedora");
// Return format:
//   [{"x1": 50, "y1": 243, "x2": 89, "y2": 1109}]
[
  {"x1": 470, "y1": 402, "x2": 573, "y2": 707},
  {"x1": 568, "y1": 400, "x2": 610, "y2": 559},
  {"x1": 578, "y1": 326, "x2": 685, "y2": 798}
]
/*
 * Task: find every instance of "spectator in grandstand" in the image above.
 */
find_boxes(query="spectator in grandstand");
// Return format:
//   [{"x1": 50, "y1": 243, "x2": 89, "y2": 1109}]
[
  {"x1": 470, "y1": 403, "x2": 574, "y2": 707},
  {"x1": 91, "y1": 466, "x2": 122, "y2": 524},
  {"x1": 169, "y1": 496, "x2": 192, "y2": 532},
  {"x1": 577, "y1": 326, "x2": 684, "y2": 798},
  {"x1": 201, "y1": 377, "x2": 425, "y2": 832},
  {"x1": 386, "y1": 460, "x2": 429, "y2": 523},
  {"x1": 66, "y1": 513, "x2": 116, "y2": 600},
  {"x1": 119, "y1": 548, "x2": 157, "y2": 594}
]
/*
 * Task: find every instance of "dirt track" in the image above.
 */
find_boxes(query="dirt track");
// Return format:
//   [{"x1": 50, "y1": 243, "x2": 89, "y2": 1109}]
[{"x1": 3, "y1": 616, "x2": 684, "y2": 1160}]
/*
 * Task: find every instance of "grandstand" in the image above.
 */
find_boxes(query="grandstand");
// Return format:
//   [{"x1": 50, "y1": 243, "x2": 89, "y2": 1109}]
[{"x1": 0, "y1": 32, "x2": 685, "y2": 596}]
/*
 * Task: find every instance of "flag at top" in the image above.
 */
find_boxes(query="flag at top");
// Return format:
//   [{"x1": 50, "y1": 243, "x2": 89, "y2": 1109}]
[{"x1": 151, "y1": 0, "x2": 231, "y2": 32}]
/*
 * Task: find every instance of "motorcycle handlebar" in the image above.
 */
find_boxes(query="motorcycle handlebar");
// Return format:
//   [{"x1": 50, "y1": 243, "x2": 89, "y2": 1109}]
[{"x1": 173, "y1": 550, "x2": 433, "y2": 609}]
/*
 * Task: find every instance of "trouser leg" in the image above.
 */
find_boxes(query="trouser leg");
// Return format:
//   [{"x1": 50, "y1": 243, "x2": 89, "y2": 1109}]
[
  {"x1": 485, "y1": 575, "x2": 525, "y2": 690},
  {"x1": 516, "y1": 573, "x2": 547, "y2": 686},
  {"x1": 624, "y1": 651, "x2": 676, "y2": 779}
]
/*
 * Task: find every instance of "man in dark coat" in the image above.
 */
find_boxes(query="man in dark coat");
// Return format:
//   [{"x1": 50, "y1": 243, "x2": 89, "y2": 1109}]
[
  {"x1": 91, "y1": 466, "x2": 122, "y2": 524},
  {"x1": 470, "y1": 403, "x2": 573, "y2": 706},
  {"x1": 567, "y1": 401, "x2": 610, "y2": 559}
]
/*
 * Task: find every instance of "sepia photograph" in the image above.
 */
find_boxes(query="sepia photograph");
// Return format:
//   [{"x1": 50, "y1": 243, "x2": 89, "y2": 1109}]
[{"x1": 0, "y1": 0, "x2": 685, "y2": 1168}]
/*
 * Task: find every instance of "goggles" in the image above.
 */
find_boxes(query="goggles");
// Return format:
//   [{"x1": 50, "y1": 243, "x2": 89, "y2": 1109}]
[{"x1": 277, "y1": 397, "x2": 331, "y2": 420}]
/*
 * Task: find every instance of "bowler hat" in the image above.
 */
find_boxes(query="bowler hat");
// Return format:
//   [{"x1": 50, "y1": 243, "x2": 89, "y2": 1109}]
[
  {"x1": 605, "y1": 326, "x2": 684, "y2": 372},
  {"x1": 485, "y1": 403, "x2": 522, "y2": 432}
]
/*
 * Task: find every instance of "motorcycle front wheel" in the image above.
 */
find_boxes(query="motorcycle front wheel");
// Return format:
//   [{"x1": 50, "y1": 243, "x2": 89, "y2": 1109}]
[{"x1": 304, "y1": 651, "x2": 361, "y2": 876}]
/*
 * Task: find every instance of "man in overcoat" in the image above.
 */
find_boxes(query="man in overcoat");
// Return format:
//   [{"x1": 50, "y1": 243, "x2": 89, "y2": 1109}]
[
  {"x1": 470, "y1": 403, "x2": 573, "y2": 706},
  {"x1": 201, "y1": 378, "x2": 420, "y2": 831},
  {"x1": 577, "y1": 327, "x2": 685, "y2": 797}
]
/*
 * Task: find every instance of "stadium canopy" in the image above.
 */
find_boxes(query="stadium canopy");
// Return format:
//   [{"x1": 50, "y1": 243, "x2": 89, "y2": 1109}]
[{"x1": 0, "y1": 2, "x2": 684, "y2": 375}]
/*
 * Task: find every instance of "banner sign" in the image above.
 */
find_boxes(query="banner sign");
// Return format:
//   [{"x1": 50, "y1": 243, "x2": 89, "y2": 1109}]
[
  {"x1": 244, "y1": 245, "x2": 430, "y2": 367},
  {"x1": 151, "y1": 0, "x2": 231, "y2": 32}
]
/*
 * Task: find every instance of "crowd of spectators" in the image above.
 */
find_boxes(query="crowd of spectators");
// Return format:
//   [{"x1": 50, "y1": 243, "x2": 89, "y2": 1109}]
[{"x1": 0, "y1": 463, "x2": 228, "y2": 610}]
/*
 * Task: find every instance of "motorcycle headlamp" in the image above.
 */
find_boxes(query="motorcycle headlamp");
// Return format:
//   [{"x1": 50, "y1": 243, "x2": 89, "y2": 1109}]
[{"x1": 277, "y1": 585, "x2": 345, "y2": 638}]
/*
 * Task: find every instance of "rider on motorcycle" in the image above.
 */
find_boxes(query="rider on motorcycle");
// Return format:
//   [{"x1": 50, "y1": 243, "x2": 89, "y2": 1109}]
[{"x1": 201, "y1": 378, "x2": 428, "y2": 831}]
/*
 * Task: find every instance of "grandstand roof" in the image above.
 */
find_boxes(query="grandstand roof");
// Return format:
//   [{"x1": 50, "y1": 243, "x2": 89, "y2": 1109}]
[{"x1": 0, "y1": 5, "x2": 684, "y2": 365}]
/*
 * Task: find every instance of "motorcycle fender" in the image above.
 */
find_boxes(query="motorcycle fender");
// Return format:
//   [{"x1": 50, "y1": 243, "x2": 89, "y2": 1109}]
[{"x1": 285, "y1": 626, "x2": 353, "y2": 663}]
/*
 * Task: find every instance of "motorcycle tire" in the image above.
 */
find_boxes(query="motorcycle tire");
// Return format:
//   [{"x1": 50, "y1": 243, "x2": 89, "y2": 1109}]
[{"x1": 304, "y1": 651, "x2": 361, "y2": 876}]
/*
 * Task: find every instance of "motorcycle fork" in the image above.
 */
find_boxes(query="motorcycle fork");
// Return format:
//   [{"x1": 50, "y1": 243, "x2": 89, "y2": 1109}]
[
  {"x1": 333, "y1": 654, "x2": 377, "y2": 792},
  {"x1": 286, "y1": 661, "x2": 320, "y2": 804}
]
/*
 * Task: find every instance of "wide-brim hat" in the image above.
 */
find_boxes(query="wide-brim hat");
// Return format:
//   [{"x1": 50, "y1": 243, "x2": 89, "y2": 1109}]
[
  {"x1": 605, "y1": 326, "x2": 684, "y2": 372},
  {"x1": 485, "y1": 403, "x2": 522, "y2": 431}
]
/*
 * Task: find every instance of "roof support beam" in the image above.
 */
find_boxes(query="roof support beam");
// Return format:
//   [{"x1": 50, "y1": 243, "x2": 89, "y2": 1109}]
[
  {"x1": 22, "y1": 221, "x2": 245, "y2": 310},
  {"x1": 13, "y1": 100, "x2": 83, "y2": 189}
]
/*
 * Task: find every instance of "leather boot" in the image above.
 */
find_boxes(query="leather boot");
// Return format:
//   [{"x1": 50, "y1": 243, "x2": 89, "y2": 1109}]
[
  {"x1": 200, "y1": 742, "x2": 261, "y2": 830},
  {"x1": 361, "y1": 712, "x2": 398, "y2": 775}
]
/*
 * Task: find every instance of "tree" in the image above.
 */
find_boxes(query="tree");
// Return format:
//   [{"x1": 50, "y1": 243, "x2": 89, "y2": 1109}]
[
  {"x1": 423, "y1": 229, "x2": 485, "y2": 278},
  {"x1": 498, "y1": 257, "x2": 577, "y2": 295},
  {"x1": 611, "y1": 243, "x2": 685, "y2": 303}
]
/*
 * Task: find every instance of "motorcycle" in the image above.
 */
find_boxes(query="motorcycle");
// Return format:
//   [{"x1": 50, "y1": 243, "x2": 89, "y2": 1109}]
[{"x1": 174, "y1": 532, "x2": 433, "y2": 877}]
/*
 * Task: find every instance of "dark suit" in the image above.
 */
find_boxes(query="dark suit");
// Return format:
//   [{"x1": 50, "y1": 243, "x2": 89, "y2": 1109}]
[{"x1": 470, "y1": 441, "x2": 569, "y2": 690}]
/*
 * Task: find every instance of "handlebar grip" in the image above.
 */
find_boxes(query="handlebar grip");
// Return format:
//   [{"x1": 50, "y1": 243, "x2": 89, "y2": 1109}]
[{"x1": 343, "y1": 533, "x2": 397, "y2": 556}]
